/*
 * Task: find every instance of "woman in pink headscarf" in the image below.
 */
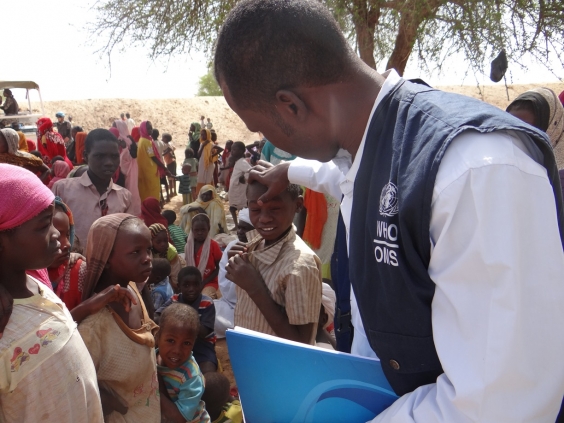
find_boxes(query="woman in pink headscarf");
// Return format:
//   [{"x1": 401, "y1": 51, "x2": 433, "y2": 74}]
[
  {"x1": 114, "y1": 119, "x2": 141, "y2": 216},
  {"x1": 48, "y1": 160, "x2": 71, "y2": 188}
]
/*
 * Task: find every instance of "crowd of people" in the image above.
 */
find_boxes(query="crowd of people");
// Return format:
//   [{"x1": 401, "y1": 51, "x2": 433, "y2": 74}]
[{"x1": 2, "y1": 1, "x2": 564, "y2": 422}]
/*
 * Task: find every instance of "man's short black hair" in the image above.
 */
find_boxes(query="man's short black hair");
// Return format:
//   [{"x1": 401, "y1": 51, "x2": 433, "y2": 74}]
[
  {"x1": 152, "y1": 128, "x2": 159, "y2": 140},
  {"x1": 152, "y1": 257, "x2": 172, "y2": 277},
  {"x1": 84, "y1": 128, "x2": 119, "y2": 154},
  {"x1": 162, "y1": 209, "x2": 176, "y2": 225},
  {"x1": 126, "y1": 113, "x2": 131, "y2": 118},
  {"x1": 214, "y1": 0, "x2": 355, "y2": 109},
  {"x1": 72, "y1": 125, "x2": 83, "y2": 133},
  {"x1": 162, "y1": 133, "x2": 172, "y2": 142}
]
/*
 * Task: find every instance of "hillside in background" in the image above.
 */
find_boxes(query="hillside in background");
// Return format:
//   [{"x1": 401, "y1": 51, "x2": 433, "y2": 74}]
[{"x1": 30, "y1": 82, "x2": 564, "y2": 149}]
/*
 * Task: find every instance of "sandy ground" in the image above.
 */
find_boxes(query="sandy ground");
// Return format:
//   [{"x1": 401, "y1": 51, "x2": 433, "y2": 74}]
[{"x1": 28, "y1": 81, "x2": 564, "y2": 151}]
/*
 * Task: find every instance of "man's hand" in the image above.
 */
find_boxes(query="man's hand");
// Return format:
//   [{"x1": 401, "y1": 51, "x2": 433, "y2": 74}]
[
  {"x1": 0, "y1": 284, "x2": 13, "y2": 339},
  {"x1": 225, "y1": 253, "x2": 264, "y2": 297},
  {"x1": 247, "y1": 161, "x2": 291, "y2": 205}
]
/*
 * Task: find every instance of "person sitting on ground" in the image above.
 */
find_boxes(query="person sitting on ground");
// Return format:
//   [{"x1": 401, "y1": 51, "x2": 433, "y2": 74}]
[
  {"x1": 78, "y1": 214, "x2": 160, "y2": 422},
  {"x1": 506, "y1": 87, "x2": 564, "y2": 167},
  {"x1": 156, "y1": 267, "x2": 218, "y2": 374},
  {"x1": 163, "y1": 210, "x2": 187, "y2": 254},
  {"x1": 179, "y1": 148, "x2": 199, "y2": 205},
  {"x1": 149, "y1": 223, "x2": 184, "y2": 291},
  {"x1": 228, "y1": 141, "x2": 251, "y2": 227},
  {"x1": 202, "y1": 372, "x2": 242, "y2": 423},
  {"x1": 141, "y1": 196, "x2": 168, "y2": 228},
  {"x1": 180, "y1": 184, "x2": 227, "y2": 238},
  {"x1": 316, "y1": 282, "x2": 337, "y2": 350},
  {"x1": 52, "y1": 128, "x2": 133, "y2": 243},
  {"x1": 48, "y1": 160, "x2": 72, "y2": 188},
  {"x1": 184, "y1": 214, "x2": 223, "y2": 299},
  {"x1": 36, "y1": 117, "x2": 73, "y2": 168},
  {"x1": 162, "y1": 133, "x2": 177, "y2": 196},
  {"x1": 0, "y1": 89, "x2": 18, "y2": 115},
  {"x1": 149, "y1": 258, "x2": 173, "y2": 310},
  {"x1": 226, "y1": 181, "x2": 322, "y2": 345},
  {"x1": 0, "y1": 163, "x2": 104, "y2": 422},
  {"x1": 156, "y1": 302, "x2": 211, "y2": 423},
  {"x1": 214, "y1": 208, "x2": 255, "y2": 338},
  {"x1": 10, "y1": 122, "x2": 28, "y2": 152},
  {"x1": 0, "y1": 128, "x2": 50, "y2": 182},
  {"x1": 55, "y1": 112, "x2": 72, "y2": 144}
]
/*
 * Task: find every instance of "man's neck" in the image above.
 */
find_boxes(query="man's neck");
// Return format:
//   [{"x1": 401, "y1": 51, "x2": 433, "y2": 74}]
[{"x1": 87, "y1": 169, "x2": 112, "y2": 196}]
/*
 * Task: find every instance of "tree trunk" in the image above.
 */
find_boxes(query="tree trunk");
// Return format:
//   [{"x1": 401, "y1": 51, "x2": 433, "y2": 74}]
[{"x1": 350, "y1": 1, "x2": 381, "y2": 69}]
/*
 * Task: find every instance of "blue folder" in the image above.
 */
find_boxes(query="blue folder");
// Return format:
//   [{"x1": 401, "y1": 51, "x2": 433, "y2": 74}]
[{"x1": 226, "y1": 327, "x2": 398, "y2": 423}]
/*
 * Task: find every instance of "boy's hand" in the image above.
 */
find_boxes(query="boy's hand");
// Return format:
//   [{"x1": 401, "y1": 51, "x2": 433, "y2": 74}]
[
  {"x1": 225, "y1": 253, "x2": 264, "y2": 297},
  {"x1": 227, "y1": 242, "x2": 248, "y2": 259},
  {"x1": 0, "y1": 284, "x2": 13, "y2": 339}
]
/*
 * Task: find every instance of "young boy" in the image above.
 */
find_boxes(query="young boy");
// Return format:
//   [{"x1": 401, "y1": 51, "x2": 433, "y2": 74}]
[
  {"x1": 156, "y1": 267, "x2": 218, "y2": 374},
  {"x1": 179, "y1": 148, "x2": 198, "y2": 205},
  {"x1": 228, "y1": 141, "x2": 251, "y2": 227},
  {"x1": 148, "y1": 258, "x2": 173, "y2": 310},
  {"x1": 226, "y1": 181, "x2": 322, "y2": 345},
  {"x1": 161, "y1": 133, "x2": 177, "y2": 196},
  {"x1": 162, "y1": 209, "x2": 187, "y2": 254},
  {"x1": 156, "y1": 303, "x2": 210, "y2": 423}
]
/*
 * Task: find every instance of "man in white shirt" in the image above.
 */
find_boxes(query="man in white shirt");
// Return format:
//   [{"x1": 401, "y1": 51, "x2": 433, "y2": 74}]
[
  {"x1": 213, "y1": 1, "x2": 564, "y2": 422},
  {"x1": 125, "y1": 112, "x2": 135, "y2": 134}
]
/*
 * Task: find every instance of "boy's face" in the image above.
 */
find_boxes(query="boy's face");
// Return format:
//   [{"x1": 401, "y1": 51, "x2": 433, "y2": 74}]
[
  {"x1": 107, "y1": 223, "x2": 153, "y2": 283},
  {"x1": 0, "y1": 204, "x2": 61, "y2": 271},
  {"x1": 247, "y1": 183, "x2": 302, "y2": 244},
  {"x1": 85, "y1": 140, "x2": 120, "y2": 182},
  {"x1": 237, "y1": 221, "x2": 254, "y2": 243},
  {"x1": 49, "y1": 209, "x2": 71, "y2": 269},
  {"x1": 152, "y1": 231, "x2": 169, "y2": 255},
  {"x1": 179, "y1": 275, "x2": 202, "y2": 303},
  {"x1": 158, "y1": 323, "x2": 198, "y2": 369}
]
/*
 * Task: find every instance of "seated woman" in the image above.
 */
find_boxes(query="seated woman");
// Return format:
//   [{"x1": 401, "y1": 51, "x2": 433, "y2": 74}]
[
  {"x1": 507, "y1": 87, "x2": 564, "y2": 167},
  {"x1": 185, "y1": 214, "x2": 222, "y2": 299},
  {"x1": 0, "y1": 128, "x2": 49, "y2": 183},
  {"x1": 179, "y1": 184, "x2": 227, "y2": 238}
]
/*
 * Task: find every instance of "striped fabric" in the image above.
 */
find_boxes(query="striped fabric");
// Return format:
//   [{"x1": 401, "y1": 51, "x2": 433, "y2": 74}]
[{"x1": 234, "y1": 228, "x2": 322, "y2": 345}]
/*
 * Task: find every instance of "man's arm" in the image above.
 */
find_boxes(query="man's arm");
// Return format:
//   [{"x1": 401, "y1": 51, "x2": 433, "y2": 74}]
[{"x1": 372, "y1": 132, "x2": 564, "y2": 422}]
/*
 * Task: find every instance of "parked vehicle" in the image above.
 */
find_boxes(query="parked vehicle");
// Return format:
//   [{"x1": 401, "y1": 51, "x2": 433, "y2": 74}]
[{"x1": 0, "y1": 81, "x2": 45, "y2": 141}]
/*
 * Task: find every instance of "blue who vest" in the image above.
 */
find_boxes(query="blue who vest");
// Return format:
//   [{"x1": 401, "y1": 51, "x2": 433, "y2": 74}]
[{"x1": 349, "y1": 79, "x2": 564, "y2": 396}]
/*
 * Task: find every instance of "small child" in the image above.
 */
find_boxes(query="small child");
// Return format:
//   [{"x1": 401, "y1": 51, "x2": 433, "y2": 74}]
[
  {"x1": 161, "y1": 133, "x2": 177, "y2": 196},
  {"x1": 78, "y1": 214, "x2": 160, "y2": 422},
  {"x1": 228, "y1": 142, "x2": 251, "y2": 227},
  {"x1": 162, "y1": 209, "x2": 187, "y2": 254},
  {"x1": 227, "y1": 180, "x2": 322, "y2": 345},
  {"x1": 149, "y1": 223, "x2": 184, "y2": 291},
  {"x1": 201, "y1": 372, "x2": 242, "y2": 423},
  {"x1": 0, "y1": 163, "x2": 103, "y2": 422},
  {"x1": 179, "y1": 148, "x2": 199, "y2": 205},
  {"x1": 148, "y1": 258, "x2": 173, "y2": 310},
  {"x1": 157, "y1": 302, "x2": 211, "y2": 423},
  {"x1": 156, "y1": 267, "x2": 218, "y2": 374}
]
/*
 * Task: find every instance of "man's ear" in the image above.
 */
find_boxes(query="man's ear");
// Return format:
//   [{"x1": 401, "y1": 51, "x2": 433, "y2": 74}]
[
  {"x1": 275, "y1": 90, "x2": 308, "y2": 123},
  {"x1": 295, "y1": 195, "x2": 304, "y2": 213}
]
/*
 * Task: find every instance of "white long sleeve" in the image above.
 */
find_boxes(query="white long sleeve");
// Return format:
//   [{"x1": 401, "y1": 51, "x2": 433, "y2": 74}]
[
  {"x1": 288, "y1": 157, "x2": 345, "y2": 201},
  {"x1": 371, "y1": 131, "x2": 564, "y2": 422}
]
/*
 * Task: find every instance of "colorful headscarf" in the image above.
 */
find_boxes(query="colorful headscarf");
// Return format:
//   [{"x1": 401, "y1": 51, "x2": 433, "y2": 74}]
[
  {"x1": 148, "y1": 223, "x2": 175, "y2": 259},
  {"x1": 139, "y1": 121, "x2": 153, "y2": 140},
  {"x1": 148, "y1": 223, "x2": 168, "y2": 239},
  {"x1": 109, "y1": 127, "x2": 120, "y2": 139},
  {"x1": 191, "y1": 122, "x2": 201, "y2": 143},
  {"x1": 82, "y1": 213, "x2": 139, "y2": 300},
  {"x1": 141, "y1": 197, "x2": 168, "y2": 228},
  {"x1": 0, "y1": 163, "x2": 54, "y2": 231},
  {"x1": 559, "y1": 90, "x2": 564, "y2": 107},
  {"x1": 200, "y1": 128, "x2": 213, "y2": 169},
  {"x1": 131, "y1": 127, "x2": 141, "y2": 143},
  {"x1": 36, "y1": 117, "x2": 65, "y2": 146},
  {"x1": 48, "y1": 161, "x2": 72, "y2": 188},
  {"x1": 0, "y1": 128, "x2": 45, "y2": 170}
]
